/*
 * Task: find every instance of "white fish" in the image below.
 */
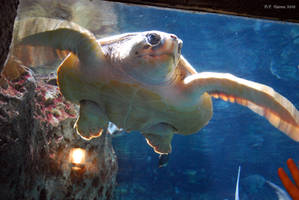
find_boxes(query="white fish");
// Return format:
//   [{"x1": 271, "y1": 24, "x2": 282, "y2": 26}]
[{"x1": 266, "y1": 180, "x2": 291, "y2": 200}]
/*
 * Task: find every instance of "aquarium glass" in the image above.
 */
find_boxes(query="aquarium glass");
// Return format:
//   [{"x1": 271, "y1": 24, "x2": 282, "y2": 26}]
[{"x1": 111, "y1": 2, "x2": 299, "y2": 200}]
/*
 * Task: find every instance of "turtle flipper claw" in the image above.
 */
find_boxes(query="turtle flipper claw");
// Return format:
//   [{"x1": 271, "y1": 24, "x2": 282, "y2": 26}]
[{"x1": 75, "y1": 100, "x2": 108, "y2": 140}]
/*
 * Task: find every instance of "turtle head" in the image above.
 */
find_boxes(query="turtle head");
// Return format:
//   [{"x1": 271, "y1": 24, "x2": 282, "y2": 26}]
[{"x1": 119, "y1": 31, "x2": 182, "y2": 84}]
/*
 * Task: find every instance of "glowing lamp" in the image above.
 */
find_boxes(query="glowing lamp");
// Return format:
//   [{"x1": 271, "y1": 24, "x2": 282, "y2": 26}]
[{"x1": 70, "y1": 148, "x2": 86, "y2": 171}]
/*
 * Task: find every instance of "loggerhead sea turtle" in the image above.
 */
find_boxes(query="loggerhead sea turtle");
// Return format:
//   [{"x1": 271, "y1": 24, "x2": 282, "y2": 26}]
[{"x1": 18, "y1": 18, "x2": 299, "y2": 154}]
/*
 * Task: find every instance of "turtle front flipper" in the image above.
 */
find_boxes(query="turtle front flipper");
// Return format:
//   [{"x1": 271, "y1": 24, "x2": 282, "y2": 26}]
[
  {"x1": 17, "y1": 17, "x2": 104, "y2": 66},
  {"x1": 184, "y1": 72, "x2": 299, "y2": 141},
  {"x1": 75, "y1": 100, "x2": 108, "y2": 140},
  {"x1": 142, "y1": 123, "x2": 176, "y2": 154}
]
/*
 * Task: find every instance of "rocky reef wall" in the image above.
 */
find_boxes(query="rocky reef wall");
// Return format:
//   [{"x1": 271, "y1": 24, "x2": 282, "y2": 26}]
[{"x1": 0, "y1": 61, "x2": 118, "y2": 200}]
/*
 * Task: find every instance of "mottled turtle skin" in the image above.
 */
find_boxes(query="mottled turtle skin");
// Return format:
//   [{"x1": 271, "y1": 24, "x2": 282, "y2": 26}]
[{"x1": 19, "y1": 18, "x2": 299, "y2": 154}]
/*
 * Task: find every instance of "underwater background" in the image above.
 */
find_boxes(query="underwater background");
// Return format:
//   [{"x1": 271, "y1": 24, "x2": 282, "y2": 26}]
[{"x1": 110, "y1": 2, "x2": 299, "y2": 200}]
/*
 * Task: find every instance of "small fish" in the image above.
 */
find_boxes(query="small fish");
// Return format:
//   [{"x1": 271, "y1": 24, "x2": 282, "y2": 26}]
[
  {"x1": 107, "y1": 122, "x2": 125, "y2": 137},
  {"x1": 158, "y1": 154, "x2": 169, "y2": 168}
]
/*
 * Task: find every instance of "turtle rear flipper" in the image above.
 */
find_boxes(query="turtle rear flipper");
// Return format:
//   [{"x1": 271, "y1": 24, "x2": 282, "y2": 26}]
[
  {"x1": 142, "y1": 123, "x2": 175, "y2": 154},
  {"x1": 184, "y1": 72, "x2": 299, "y2": 141},
  {"x1": 75, "y1": 100, "x2": 108, "y2": 140},
  {"x1": 143, "y1": 133, "x2": 173, "y2": 154}
]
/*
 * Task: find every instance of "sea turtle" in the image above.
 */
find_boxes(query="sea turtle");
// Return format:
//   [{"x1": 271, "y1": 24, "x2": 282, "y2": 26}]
[{"x1": 17, "y1": 18, "x2": 299, "y2": 154}]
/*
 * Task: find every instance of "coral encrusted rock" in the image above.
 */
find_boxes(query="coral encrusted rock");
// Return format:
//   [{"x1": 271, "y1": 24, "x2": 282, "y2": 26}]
[{"x1": 0, "y1": 69, "x2": 118, "y2": 200}]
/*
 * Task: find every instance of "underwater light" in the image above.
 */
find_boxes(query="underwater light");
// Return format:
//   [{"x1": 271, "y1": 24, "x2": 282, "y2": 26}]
[{"x1": 70, "y1": 148, "x2": 86, "y2": 171}]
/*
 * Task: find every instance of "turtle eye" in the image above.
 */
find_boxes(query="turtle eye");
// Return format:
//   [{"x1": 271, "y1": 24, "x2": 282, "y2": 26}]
[{"x1": 146, "y1": 33, "x2": 161, "y2": 46}]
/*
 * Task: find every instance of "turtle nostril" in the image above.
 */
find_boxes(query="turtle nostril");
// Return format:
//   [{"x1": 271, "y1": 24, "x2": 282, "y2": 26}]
[{"x1": 170, "y1": 34, "x2": 177, "y2": 40}]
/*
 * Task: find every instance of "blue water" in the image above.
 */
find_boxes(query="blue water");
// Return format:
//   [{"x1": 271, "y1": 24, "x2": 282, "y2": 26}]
[{"x1": 110, "y1": 3, "x2": 299, "y2": 200}]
